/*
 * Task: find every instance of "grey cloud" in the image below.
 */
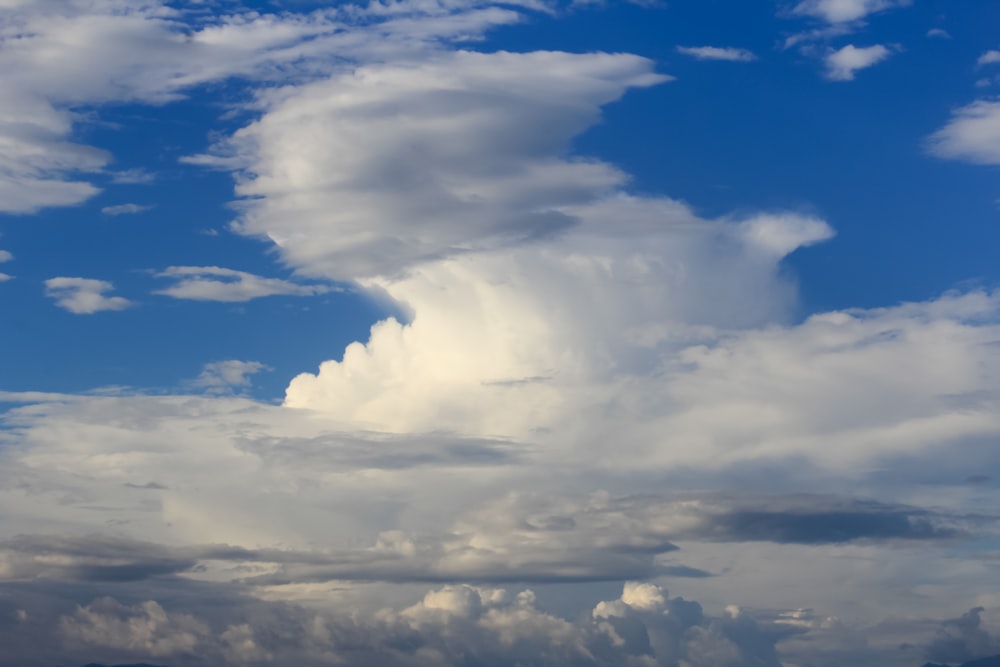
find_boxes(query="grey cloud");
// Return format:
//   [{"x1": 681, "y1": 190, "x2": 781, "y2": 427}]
[
  {"x1": 234, "y1": 432, "x2": 525, "y2": 472},
  {"x1": 34, "y1": 582, "x2": 793, "y2": 667},
  {"x1": 925, "y1": 608, "x2": 1000, "y2": 665}
]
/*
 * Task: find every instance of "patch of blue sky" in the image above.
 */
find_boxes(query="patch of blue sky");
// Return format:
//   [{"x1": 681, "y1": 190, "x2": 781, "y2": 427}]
[{"x1": 0, "y1": 85, "x2": 391, "y2": 400}]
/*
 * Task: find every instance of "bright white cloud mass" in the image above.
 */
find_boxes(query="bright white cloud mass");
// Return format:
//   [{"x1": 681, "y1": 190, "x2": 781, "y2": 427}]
[{"x1": 1, "y1": 1, "x2": 999, "y2": 666}]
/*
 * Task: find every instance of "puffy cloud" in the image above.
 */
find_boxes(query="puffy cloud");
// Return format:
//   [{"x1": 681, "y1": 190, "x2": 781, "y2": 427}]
[
  {"x1": 43, "y1": 276, "x2": 132, "y2": 314},
  {"x1": 675, "y1": 46, "x2": 757, "y2": 62},
  {"x1": 196, "y1": 50, "x2": 669, "y2": 280},
  {"x1": 31, "y1": 582, "x2": 795, "y2": 667},
  {"x1": 101, "y1": 203, "x2": 154, "y2": 216},
  {"x1": 791, "y1": 0, "x2": 911, "y2": 24},
  {"x1": 0, "y1": 273, "x2": 11, "y2": 282},
  {"x1": 153, "y1": 266, "x2": 333, "y2": 302},
  {"x1": 60, "y1": 597, "x2": 209, "y2": 657},
  {"x1": 194, "y1": 360, "x2": 270, "y2": 394},
  {"x1": 0, "y1": 249, "x2": 12, "y2": 262},
  {"x1": 979, "y1": 50, "x2": 1000, "y2": 66},
  {"x1": 824, "y1": 43, "x2": 892, "y2": 80},
  {"x1": 927, "y1": 100, "x2": 1000, "y2": 165}
]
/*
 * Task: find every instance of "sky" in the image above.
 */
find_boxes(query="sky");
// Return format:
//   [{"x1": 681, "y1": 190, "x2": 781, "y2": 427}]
[{"x1": 1, "y1": 0, "x2": 1000, "y2": 665}]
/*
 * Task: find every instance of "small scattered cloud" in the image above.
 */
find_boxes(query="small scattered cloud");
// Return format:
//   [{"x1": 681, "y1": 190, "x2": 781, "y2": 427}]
[
  {"x1": 927, "y1": 100, "x2": 1000, "y2": 165},
  {"x1": 101, "y1": 203, "x2": 155, "y2": 216},
  {"x1": 676, "y1": 46, "x2": 757, "y2": 62},
  {"x1": 194, "y1": 360, "x2": 271, "y2": 394},
  {"x1": 44, "y1": 277, "x2": 132, "y2": 314},
  {"x1": 0, "y1": 273, "x2": 12, "y2": 282},
  {"x1": 153, "y1": 266, "x2": 333, "y2": 302},
  {"x1": 0, "y1": 250, "x2": 12, "y2": 263},
  {"x1": 791, "y1": 0, "x2": 912, "y2": 24},
  {"x1": 824, "y1": 44, "x2": 892, "y2": 80},
  {"x1": 978, "y1": 50, "x2": 1000, "y2": 66},
  {"x1": 110, "y1": 168, "x2": 157, "y2": 185},
  {"x1": 926, "y1": 28, "x2": 951, "y2": 39}
]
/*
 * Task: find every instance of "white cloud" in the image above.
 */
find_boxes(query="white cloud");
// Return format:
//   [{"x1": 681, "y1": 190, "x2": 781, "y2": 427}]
[
  {"x1": 791, "y1": 0, "x2": 911, "y2": 24},
  {"x1": 824, "y1": 43, "x2": 891, "y2": 80},
  {"x1": 676, "y1": 46, "x2": 757, "y2": 62},
  {"x1": 0, "y1": 0, "x2": 532, "y2": 214},
  {"x1": 979, "y1": 50, "x2": 1000, "y2": 66},
  {"x1": 195, "y1": 50, "x2": 669, "y2": 280},
  {"x1": 926, "y1": 28, "x2": 951, "y2": 39},
  {"x1": 0, "y1": 273, "x2": 11, "y2": 282},
  {"x1": 153, "y1": 266, "x2": 333, "y2": 302},
  {"x1": 0, "y1": 250, "x2": 11, "y2": 262},
  {"x1": 927, "y1": 100, "x2": 1000, "y2": 165},
  {"x1": 194, "y1": 360, "x2": 270, "y2": 393},
  {"x1": 43, "y1": 277, "x2": 132, "y2": 314},
  {"x1": 100, "y1": 203, "x2": 154, "y2": 216}
]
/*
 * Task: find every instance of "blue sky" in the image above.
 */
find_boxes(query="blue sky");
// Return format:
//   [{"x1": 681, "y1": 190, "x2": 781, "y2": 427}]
[{"x1": 1, "y1": 1, "x2": 1000, "y2": 666}]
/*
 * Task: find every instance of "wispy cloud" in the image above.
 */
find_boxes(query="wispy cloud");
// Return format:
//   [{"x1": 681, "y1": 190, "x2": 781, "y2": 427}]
[
  {"x1": 927, "y1": 100, "x2": 1000, "y2": 165},
  {"x1": 791, "y1": 0, "x2": 912, "y2": 24},
  {"x1": 194, "y1": 360, "x2": 271, "y2": 394},
  {"x1": 44, "y1": 277, "x2": 132, "y2": 314},
  {"x1": 676, "y1": 45, "x2": 757, "y2": 62},
  {"x1": 101, "y1": 203, "x2": 155, "y2": 216},
  {"x1": 154, "y1": 266, "x2": 333, "y2": 302}
]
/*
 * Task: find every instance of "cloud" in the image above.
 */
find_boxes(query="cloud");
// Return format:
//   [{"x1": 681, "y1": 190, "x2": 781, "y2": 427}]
[
  {"x1": 924, "y1": 607, "x2": 1000, "y2": 665},
  {"x1": 0, "y1": 0, "x2": 532, "y2": 214},
  {"x1": 791, "y1": 0, "x2": 912, "y2": 24},
  {"x1": 100, "y1": 203, "x2": 154, "y2": 216},
  {"x1": 927, "y1": 100, "x2": 1000, "y2": 165},
  {"x1": 676, "y1": 46, "x2": 757, "y2": 62},
  {"x1": 824, "y1": 43, "x2": 892, "y2": 80},
  {"x1": 153, "y1": 266, "x2": 333, "y2": 302},
  {"x1": 45, "y1": 582, "x2": 792, "y2": 667},
  {"x1": 927, "y1": 28, "x2": 952, "y2": 39},
  {"x1": 194, "y1": 50, "x2": 669, "y2": 280},
  {"x1": 109, "y1": 168, "x2": 157, "y2": 184},
  {"x1": 0, "y1": 250, "x2": 12, "y2": 263},
  {"x1": 43, "y1": 277, "x2": 132, "y2": 314},
  {"x1": 60, "y1": 597, "x2": 209, "y2": 657},
  {"x1": 0, "y1": 273, "x2": 11, "y2": 282},
  {"x1": 194, "y1": 360, "x2": 270, "y2": 394},
  {"x1": 979, "y1": 50, "x2": 1000, "y2": 66}
]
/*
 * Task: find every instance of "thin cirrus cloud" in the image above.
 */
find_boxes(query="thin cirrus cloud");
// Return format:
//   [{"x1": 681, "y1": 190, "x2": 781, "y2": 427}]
[
  {"x1": 824, "y1": 43, "x2": 892, "y2": 80},
  {"x1": 43, "y1": 277, "x2": 132, "y2": 314},
  {"x1": 100, "y1": 202, "x2": 155, "y2": 216},
  {"x1": 675, "y1": 45, "x2": 757, "y2": 62},
  {"x1": 153, "y1": 266, "x2": 334, "y2": 302}
]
